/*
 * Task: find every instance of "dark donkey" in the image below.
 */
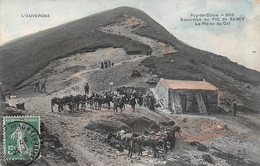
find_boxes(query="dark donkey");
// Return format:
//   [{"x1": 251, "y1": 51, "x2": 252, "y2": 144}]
[
  {"x1": 106, "y1": 130, "x2": 136, "y2": 157},
  {"x1": 171, "y1": 126, "x2": 181, "y2": 137},
  {"x1": 74, "y1": 94, "x2": 86, "y2": 110},
  {"x1": 136, "y1": 133, "x2": 168, "y2": 158},
  {"x1": 116, "y1": 130, "x2": 136, "y2": 157},
  {"x1": 154, "y1": 130, "x2": 177, "y2": 154},
  {"x1": 95, "y1": 94, "x2": 112, "y2": 110},
  {"x1": 51, "y1": 97, "x2": 65, "y2": 112},
  {"x1": 165, "y1": 126, "x2": 180, "y2": 150},
  {"x1": 166, "y1": 130, "x2": 176, "y2": 151}
]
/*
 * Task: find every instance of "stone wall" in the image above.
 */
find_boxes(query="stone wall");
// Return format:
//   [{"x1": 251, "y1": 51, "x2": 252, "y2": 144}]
[{"x1": 154, "y1": 80, "x2": 169, "y2": 109}]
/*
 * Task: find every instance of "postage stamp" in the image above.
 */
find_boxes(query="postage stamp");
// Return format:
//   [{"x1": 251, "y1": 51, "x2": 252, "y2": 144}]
[{"x1": 3, "y1": 116, "x2": 41, "y2": 160}]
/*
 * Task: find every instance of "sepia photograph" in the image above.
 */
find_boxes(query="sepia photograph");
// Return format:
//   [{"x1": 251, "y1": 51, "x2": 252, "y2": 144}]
[{"x1": 0, "y1": 0, "x2": 259, "y2": 165}]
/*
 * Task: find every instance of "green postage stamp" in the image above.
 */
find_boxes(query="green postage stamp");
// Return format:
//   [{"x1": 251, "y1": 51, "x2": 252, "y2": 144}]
[{"x1": 3, "y1": 116, "x2": 41, "y2": 160}]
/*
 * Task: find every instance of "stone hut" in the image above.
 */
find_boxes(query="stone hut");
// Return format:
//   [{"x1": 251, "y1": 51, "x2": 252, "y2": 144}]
[{"x1": 154, "y1": 78, "x2": 218, "y2": 115}]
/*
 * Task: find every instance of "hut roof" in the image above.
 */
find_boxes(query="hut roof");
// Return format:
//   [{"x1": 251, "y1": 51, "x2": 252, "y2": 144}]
[{"x1": 160, "y1": 79, "x2": 218, "y2": 91}]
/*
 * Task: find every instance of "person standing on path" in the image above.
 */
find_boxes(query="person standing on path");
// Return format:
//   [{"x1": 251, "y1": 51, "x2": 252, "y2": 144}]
[
  {"x1": 233, "y1": 100, "x2": 237, "y2": 116},
  {"x1": 149, "y1": 96, "x2": 155, "y2": 111},
  {"x1": 130, "y1": 96, "x2": 136, "y2": 113},
  {"x1": 40, "y1": 80, "x2": 46, "y2": 93},
  {"x1": 113, "y1": 95, "x2": 118, "y2": 113},
  {"x1": 84, "y1": 83, "x2": 90, "y2": 95},
  {"x1": 138, "y1": 93, "x2": 144, "y2": 107},
  {"x1": 34, "y1": 79, "x2": 40, "y2": 92}
]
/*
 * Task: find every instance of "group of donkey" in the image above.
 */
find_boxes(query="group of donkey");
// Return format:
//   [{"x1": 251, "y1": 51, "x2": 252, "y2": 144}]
[
  {"x1": 105, "y1": 121, "x2": 181, "y2": 158},
  {"x1": 50, "y1": 89, "x2": 143, "y2": 113},
  {"x1": 51, "y1": 93, "x2": 112, "y2": 112}
]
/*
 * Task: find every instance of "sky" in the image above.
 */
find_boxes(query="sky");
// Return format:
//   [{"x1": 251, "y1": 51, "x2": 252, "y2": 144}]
[{"x1": 0, "y1": 0, "x2": 259, "y2": 71}]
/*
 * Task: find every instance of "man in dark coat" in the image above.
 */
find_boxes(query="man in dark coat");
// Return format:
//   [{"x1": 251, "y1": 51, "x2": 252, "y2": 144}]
[
  {"x1": 233, "y1": 100, "x2": 237, "y2": 116},
  {"x1": 113, "y1": 96, "x2": 118, "y2": 113},
  {"x1": 130, "y1": 96, "x2": 136, "y2": 112},
  {"x1": 138, "y1": 94, "x2": 143, "y2": 107},
  {"x1": 146, "y1": 96, "x2": 151, "y2": 108},
  {"x1": 34, "y1": 79, "x2": 40, "y2": 92},
  {"x1": 105, "y1": 92, "x2": 111, "y2": 110},
  {"x1": 84, "y1": 83, "x2": 89, "y2": 95},
  {"x1": 101, "y1": 62, "x2": 104, "y2": 69},
  {"x1": 150, "y1": 97, "x2": 155, "y2": 111},
  {"x1": 40, "y1": 80, "x2": 46, "y2": 93}
]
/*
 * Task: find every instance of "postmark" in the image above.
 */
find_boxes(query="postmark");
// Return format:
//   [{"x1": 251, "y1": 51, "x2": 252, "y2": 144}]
[{"x1": 3, "y1": 116, "x2": 41, "y2": 161}]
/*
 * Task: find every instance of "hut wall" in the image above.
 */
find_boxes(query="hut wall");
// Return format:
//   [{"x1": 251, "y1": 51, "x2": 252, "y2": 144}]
[
  {"x1": 169, "y1": 89, "x2": 218, "y2": 114},
  {"x1": 154, "y1": 80, "x2": 169, "y2": 108}
]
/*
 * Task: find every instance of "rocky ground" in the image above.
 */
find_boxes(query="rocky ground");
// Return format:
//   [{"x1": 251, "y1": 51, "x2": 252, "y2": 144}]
[{"x1": 1, "y1": 15, "x2": 260, "y2": 166}]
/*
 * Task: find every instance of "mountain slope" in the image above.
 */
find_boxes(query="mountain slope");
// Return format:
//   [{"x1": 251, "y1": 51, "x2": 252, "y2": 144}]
[
  {"x1": 0, "y1": 6, "x2": 260, "y2": 113},
  {"x1": 0, "y1": 7, "x2": 153, "y2": 89}
]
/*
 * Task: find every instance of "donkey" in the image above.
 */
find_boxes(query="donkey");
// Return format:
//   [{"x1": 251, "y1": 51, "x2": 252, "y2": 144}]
[
  {"x1": 86, "y1": 93, "x2": 95, "y2": 110},
  {"x1": 166, "y1": 130, "x2": 176, "y2": 151},
  {"x1": 74, "y1": 94, "x2": 86, "y2": 110},
  {"x1": 51, "y1": 97, "x2": 65, "y2": 112},
  {"x1": 106, "y1": 130, "x2": 136, "y2": 157},
  {"x1": 63, "y1": 95, "x2": 76, "y2": 112},
  {"x1": 114, "y1": 130, "x2": 134, "y2": 156},
  {"x1": 118, "y1": 98, "x2": 126, "y2": 112},
  {"x1": 96, "y1": 95, "x2": 113, "y2": 110},
  {"x1": 171, "y1": 126, "x2": 181, "y2": 137},
  {"x1": 136, "y1": 133, "x2": 167, "y2": 158}
]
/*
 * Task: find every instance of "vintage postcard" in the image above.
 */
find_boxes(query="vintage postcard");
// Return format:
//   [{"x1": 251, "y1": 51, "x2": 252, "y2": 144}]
[{"x1": 0, "y1": 0, "x2": 259, "y2": 165}]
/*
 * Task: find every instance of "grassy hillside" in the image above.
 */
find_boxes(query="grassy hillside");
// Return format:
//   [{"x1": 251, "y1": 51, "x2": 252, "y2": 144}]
[{"x1": 0, "y1": 7, "x2": 152, "y2": 90}]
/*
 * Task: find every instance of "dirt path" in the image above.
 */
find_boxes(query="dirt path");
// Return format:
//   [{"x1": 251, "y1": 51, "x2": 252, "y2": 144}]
[
  {"x1": 99, "y1": 16, "x2": 175, "y2": 56},
  {"x1": 67, "y1": 55, "x2": 147, "y2": 80}
]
